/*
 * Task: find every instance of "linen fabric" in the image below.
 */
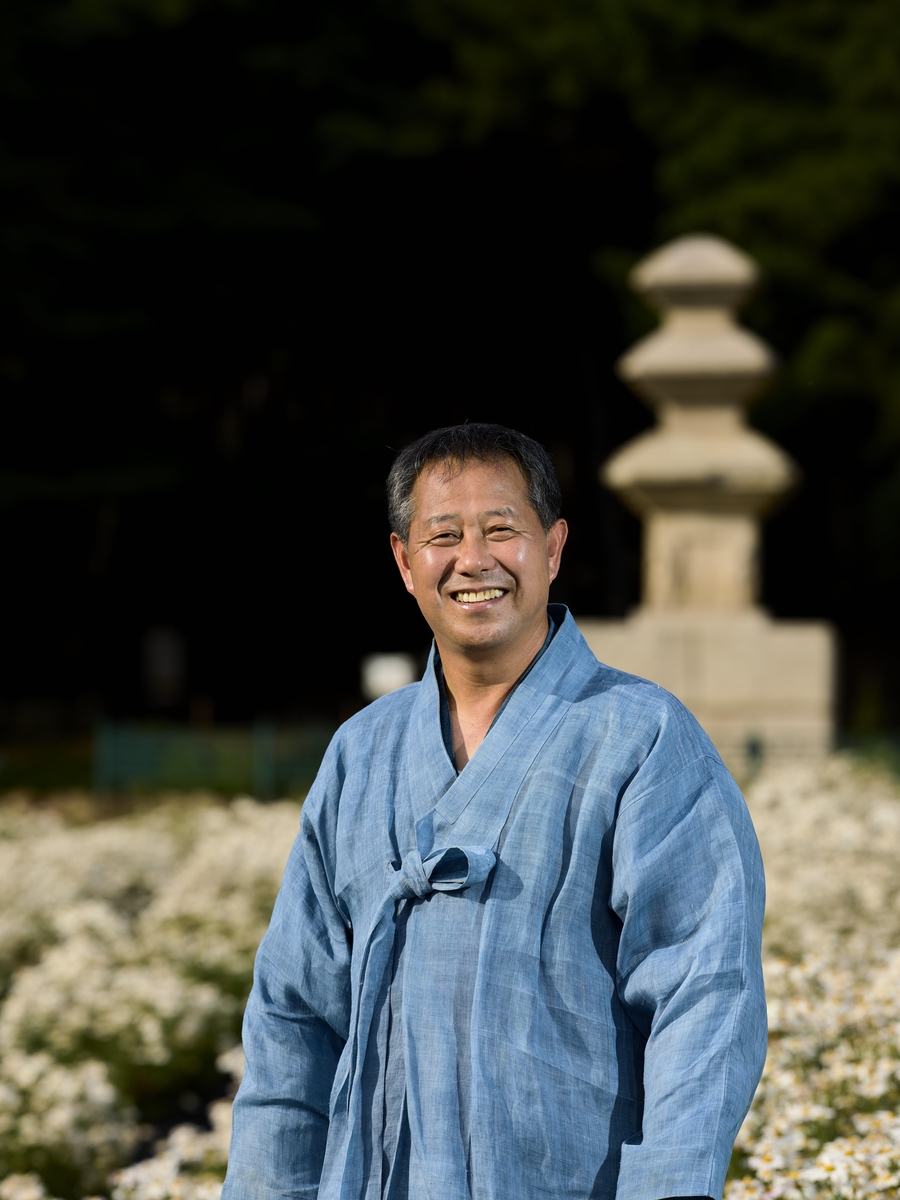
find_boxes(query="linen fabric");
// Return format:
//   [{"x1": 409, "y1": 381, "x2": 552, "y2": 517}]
[{"x1": 223, "y1": 605, "x2": 767, "y2": 1200}]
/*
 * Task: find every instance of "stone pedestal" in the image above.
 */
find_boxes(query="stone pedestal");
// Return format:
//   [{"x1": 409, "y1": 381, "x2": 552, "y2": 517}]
[
  {"x1": 579, "y1": 611, "x2": 834, "y2": 774},
  {"x1": 577, "y1": 234, "x2": 836, "y2": 777}
]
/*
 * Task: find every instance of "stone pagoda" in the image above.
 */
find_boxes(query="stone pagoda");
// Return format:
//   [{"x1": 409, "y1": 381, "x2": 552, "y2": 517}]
[{"x1": 577, "y1": 233, "x2": 835, "y2": 776}]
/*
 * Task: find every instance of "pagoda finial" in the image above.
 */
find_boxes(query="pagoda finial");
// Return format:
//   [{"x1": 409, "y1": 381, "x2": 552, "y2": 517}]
[{"x1": 604, "y1": 233, "x2": 797, "y2": 611}]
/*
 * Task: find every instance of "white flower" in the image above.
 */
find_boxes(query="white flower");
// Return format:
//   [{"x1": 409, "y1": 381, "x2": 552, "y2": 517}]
[{"x1": 0, "y1": 1174, "x2": 54, "y2": 1200}]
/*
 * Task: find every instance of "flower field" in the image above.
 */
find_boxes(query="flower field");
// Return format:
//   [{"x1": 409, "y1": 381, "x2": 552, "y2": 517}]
[
  {"x1": 0, "y1": 795, "x2": 300, "y2": 1200},
  {"x1": 1, "y1": 754, "x2": 900, "y2": 1200}
]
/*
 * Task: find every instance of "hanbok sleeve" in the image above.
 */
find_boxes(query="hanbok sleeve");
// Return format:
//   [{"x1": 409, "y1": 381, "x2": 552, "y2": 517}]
[
  {"x1": 609, "y1": 742, "x2": 767, "y2": 1200},
  {"x1": 222, "y1": 746, "x2": 352, "y2": 1200}
]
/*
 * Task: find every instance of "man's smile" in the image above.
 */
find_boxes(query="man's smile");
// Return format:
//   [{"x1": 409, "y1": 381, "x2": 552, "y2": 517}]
[{"x1": 450, "y1": 588, "x2": 508, "y2": 605}]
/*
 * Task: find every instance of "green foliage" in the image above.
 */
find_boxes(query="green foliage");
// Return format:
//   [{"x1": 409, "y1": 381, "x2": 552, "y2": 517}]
[{"x1": 369, "y1": 3, "x2": 900, "y2": 359}]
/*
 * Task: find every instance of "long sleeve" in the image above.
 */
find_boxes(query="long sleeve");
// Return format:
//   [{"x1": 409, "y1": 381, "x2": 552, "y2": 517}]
[
  {"x1": 222, "y1": 752, "x2": 352, "y2": 1200},
  {"x1": 610, "y1": 747, "x2": 767, "y2": 1200}
]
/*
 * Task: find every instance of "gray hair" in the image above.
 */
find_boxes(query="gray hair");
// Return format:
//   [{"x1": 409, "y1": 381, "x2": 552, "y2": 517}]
[{"x1": 387, "y1": 423, "x2": 563, "y2": 543}]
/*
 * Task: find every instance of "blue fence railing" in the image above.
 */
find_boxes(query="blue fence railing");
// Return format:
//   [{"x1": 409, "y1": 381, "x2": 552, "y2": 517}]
[{"x1": 92, "y1": 721, "x2": 336, "y2": 798}]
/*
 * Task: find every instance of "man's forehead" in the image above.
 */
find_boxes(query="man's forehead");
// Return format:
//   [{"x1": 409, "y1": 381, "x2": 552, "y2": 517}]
[
  {"x1": 410, "y1": 458, "x2": 532, "y2": 519},
  {"x1": 413, "y1": 455, "x2": 527, "y2": 494}
]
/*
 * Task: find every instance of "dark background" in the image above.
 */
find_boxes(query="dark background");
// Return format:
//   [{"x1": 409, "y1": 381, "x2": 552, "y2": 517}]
[{"x1": 3, "y1": 0, "x2": 900, "y2": 759}]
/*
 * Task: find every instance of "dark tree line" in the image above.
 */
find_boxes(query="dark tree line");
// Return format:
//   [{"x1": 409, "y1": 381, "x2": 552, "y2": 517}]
[{"x1": 2, "y1": 0, "x2": 899, "y2": 741}]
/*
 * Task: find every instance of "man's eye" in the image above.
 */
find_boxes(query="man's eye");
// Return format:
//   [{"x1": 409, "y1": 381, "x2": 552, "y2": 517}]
[
  {"x1": 431, "y1": 532, "x2": 459, "y2": 544},
  {"x1": 488, "y1": 526, "x2": 514, "y2": 537}
]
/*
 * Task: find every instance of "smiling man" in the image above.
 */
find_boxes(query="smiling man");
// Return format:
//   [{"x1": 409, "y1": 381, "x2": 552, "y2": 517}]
[
  {"x1": 389, "y1": 453, "x2": 567, "y2": 768},
  {"x1": 223, "y1": 424, "x2": 767, "y2": 1200}
]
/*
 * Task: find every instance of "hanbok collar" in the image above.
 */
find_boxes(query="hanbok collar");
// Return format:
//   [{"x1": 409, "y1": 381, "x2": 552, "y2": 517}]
[{"x1": 407, "y1": 605, "x2": 594, "y2": 855}]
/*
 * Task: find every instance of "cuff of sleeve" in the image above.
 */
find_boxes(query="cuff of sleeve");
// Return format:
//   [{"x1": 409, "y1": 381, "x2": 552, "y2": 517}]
[
  {"x1": 222, "y1": 1171, "x2": 319, "y2": 1200},
  {"x1": 616, "y1": 1144, "x2": 725, "y2": 1200}
]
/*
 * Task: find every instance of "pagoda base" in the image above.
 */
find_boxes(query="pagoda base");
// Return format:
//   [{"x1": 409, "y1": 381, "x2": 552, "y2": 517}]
[{"x1": 576, "y1": 609, "x2": 836, "y2": 780}]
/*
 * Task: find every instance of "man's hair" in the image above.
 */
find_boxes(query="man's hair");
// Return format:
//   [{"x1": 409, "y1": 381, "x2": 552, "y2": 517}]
[{"x1": 387, "y1": 423, "x2": 563, "y2": 543}]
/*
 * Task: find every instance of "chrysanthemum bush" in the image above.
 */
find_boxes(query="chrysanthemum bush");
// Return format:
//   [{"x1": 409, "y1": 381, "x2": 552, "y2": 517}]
[
  {"x1": 727, "y1": 755, "x2": 900, "y2": 1200},
  {"x1": 3, "y1": 754, "x2": 900, "y2": 1200},
  {"x1": 0, "y1": 795, "x2": 300, "y2": 1200}
]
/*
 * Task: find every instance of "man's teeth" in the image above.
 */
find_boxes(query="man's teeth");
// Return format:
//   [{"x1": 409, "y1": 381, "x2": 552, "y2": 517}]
[{"x1": 455, "y1": 589, "x2": 505, "y2": 603}]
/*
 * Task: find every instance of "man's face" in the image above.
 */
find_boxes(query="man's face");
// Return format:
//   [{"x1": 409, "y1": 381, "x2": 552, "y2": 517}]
[{"x1": 390, "y1": 457, "x2": 567, "y2": 661}]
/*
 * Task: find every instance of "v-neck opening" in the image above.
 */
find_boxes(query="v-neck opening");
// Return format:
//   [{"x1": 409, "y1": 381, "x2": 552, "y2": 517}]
[{"x1": 436, "y1": 608, "x2": 561, "y2": 775}]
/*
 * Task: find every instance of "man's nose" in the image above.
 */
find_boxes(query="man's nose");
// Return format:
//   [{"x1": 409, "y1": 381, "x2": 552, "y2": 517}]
[{"x1": 454, "y1": 532, "x2": 496, "y2": 575}]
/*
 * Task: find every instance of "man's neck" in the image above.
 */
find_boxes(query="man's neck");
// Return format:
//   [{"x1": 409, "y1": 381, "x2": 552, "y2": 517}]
[{"x1": 438, "y1": 614, "x2": 550, "y2": 770}]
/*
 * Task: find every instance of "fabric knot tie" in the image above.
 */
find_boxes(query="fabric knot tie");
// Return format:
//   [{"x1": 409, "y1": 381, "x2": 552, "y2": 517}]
[
  {"x1": 388, "y1": 846, "x2": 496, "y2": 902},
  {"x1": 332, "y1": 840, "x2": 498, "y2": 1157}
]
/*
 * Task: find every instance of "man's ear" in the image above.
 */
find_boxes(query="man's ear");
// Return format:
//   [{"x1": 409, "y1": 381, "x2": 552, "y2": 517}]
[
  {"x1": 390, "y1": 532, "x2": 415, "y2": 594},
  {"x1": 547, "y1": 519, "x2": 568, "y2": 584}
]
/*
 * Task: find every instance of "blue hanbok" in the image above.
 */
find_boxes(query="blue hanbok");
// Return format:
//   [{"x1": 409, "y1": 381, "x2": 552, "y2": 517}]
[{"x1": 223, "y1": 605, "x2": 766, "y2": 1200}]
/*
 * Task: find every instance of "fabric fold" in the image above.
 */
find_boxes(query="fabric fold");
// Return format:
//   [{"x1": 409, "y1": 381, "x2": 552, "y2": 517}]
[
  {"x1": 387, "y1": 846, "x2": 497, "y2": 901},
  {"x1": 334, "y1": 845, "x2": 496, "y2": 1200}
]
